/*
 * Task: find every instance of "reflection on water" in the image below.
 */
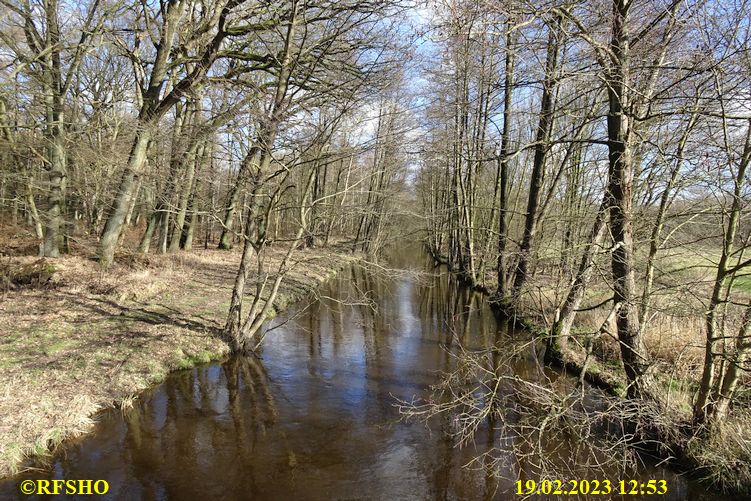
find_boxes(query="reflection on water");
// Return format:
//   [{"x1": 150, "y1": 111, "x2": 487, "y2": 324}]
[{"x1": 0, "y1": 251, "x2": 722, "y2": 500}]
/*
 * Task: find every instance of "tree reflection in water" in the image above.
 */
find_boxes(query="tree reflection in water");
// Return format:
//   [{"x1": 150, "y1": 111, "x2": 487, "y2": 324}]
[{"x1": 0, "y1": 249, "x2": 720, "y2": 500}]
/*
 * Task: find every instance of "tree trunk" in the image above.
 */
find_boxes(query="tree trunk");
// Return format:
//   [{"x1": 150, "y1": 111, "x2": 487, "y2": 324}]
[
  {"x1": 40, "y1": 0, "x2": 66, "y2": 258},
  {"x1": 225, "y1": 0, "x2": 299, "y2": 346},
  {"x1": 694, "y1": 122, "x2": 751, "y2": 423},
  {"x1": 712, "y1": 303, "x2": 751, "y2": 421},
  {"x1": 97, "y1": 0, "x2": 190, "y2": 265},
  {"x1": 546, "y1": 196, "x2": 608, "y2": 363},
  {"x1": 183, "y1": 141, "x2": 210, "y2": 251},
  {"x1": 99, "y1": 129, "x2": 152, "y2": 265},
  {"x1": 169, "y1": 142, "x2": 203, "y2": 252},
  {"x1": 27, "y1": 186, "x2": 44, "y2": 243},
  {"x1": 605, "y1": 0, "x2": 651, "y2": 399},
  {"x1": 42, "y1": 117, "x2": 66, "y2": 257},
  {"x1": 511, "y1": 15, "x2": 561, "y2": 301},
  {"x1": 218, "y1": 159, "x2": 249, "y2": 249},
  {"x1": 496, "y1": 15, "x2": 516, "y2": 300}
]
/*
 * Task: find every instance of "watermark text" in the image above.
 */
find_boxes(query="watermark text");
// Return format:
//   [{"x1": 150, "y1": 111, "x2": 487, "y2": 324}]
[{"x1": 19, "y1": 479, "x2": 109, "y2": 496}]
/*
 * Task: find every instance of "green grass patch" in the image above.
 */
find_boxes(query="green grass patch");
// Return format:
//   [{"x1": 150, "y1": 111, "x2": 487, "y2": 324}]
[{"x1": 731, "y1": 274, "x2": 751, "y2": 294}]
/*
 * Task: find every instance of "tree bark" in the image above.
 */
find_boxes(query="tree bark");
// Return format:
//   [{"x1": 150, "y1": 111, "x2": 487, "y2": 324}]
[
  {"x1": 694, "y1": 121, "x2": 751, "y2": 423},
  {"x1": 40, "y1": 0, "x2": 66, "y2": 258},
  {"x1": 605, "y1": 0, "x2": 651, "y2": 399},
  {"x1": 511, "y1": 14, "x2": 561, "y2": 301},
  {"x1": 496, "y1": 14, "x2": 516, "y2": 300},
  {"x1": 546, "y1": 195, "x2": 609, "y2": 362},
  {"x1": 99, "y1": 128, "x2": 152, "y2": 264},
  {"x1": 169, "y1": 141, "x2": 203, "y2": 252},
  {"x1": 712, "y1": 303, "x2": 751, "y2": 421},
  {"x1": 225, "y1": 0, "x2": 298, "y2": 344}
]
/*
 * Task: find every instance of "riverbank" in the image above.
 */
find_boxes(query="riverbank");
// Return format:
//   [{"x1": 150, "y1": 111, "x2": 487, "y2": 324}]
[
  {"x1": 426, "y1": 248, "x2": 751, "y2": 496},
  {"x1": 0, "y1": 246, "x2": 358, "y2": 478}
]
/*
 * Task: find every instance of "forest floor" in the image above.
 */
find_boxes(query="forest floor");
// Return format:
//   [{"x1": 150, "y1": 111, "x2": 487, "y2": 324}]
[{"x1": 0, "y1": 237, "x2": 359, "y2": 478}]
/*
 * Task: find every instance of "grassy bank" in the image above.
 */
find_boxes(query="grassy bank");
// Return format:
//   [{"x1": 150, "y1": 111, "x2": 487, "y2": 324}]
[
  {"x1": 0, "y1": 246, "x2": 358, "y2": 478},
  {"x1": 429, "y1": 249, "x2": 751, "y2": 496}
]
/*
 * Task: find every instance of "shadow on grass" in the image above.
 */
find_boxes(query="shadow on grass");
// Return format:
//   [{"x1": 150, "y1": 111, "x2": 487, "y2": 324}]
[{"x1": 58, "y1": 292, "x2": 224, "y2": 339}]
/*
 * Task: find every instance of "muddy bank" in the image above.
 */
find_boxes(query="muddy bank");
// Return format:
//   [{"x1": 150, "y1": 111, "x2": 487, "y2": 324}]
[{"x1": 0, "y1": 247, "x2": 358, "y2": 477}]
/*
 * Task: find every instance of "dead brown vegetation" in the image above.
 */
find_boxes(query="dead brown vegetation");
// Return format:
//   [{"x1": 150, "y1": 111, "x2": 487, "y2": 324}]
[{"x1": 0, "y1": 237, "x2": 357, "y2": 477}]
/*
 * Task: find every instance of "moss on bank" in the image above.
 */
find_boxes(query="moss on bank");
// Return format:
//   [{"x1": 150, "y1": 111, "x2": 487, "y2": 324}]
[{"x1": 0, "y1": 247, "x2": 358, "y2": 478}]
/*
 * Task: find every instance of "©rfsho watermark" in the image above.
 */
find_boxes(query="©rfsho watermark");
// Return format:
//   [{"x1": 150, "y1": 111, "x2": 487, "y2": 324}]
[{"x1": 19, "y1": 479, "x2": 109, "y2": 496}]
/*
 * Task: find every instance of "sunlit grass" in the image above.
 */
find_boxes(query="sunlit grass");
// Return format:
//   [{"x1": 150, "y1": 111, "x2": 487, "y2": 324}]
[{"x1": 0, "y1": 246, "x2": 358, "y2": 477}]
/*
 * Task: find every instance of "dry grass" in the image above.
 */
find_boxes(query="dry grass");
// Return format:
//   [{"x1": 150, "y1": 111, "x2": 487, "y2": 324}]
[
  {"x1": 469, "y1": 248, "x2": 751, "y2": 493},
  {"x1": 470, "y1": 252, "x2": 721, "y2": 383},
  {"x1": 686, "y1": 411, "x2": 751, "y2": 496},
  {"x1": 0, "y1": 244, "x2": 358, "y2": 478}
]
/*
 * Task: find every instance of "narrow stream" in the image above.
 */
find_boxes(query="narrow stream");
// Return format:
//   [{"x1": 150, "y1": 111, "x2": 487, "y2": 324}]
[{"x1": 1, "y1": 250, "x2": 722, "y2": 500}]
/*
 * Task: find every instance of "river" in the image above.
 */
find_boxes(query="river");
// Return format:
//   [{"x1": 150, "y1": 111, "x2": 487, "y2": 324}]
[{"x1": 0, "y1": 250, "x2": 722, "y2": 500}]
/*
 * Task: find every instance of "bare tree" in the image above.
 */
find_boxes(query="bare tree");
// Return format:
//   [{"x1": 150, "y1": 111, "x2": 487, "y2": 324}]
[
  {"x1": 98, "y1": 0, "x2": 262, "y2": 266},
  {"x1": 0, "y1": 0, "x2": 110, "y2": 256}
]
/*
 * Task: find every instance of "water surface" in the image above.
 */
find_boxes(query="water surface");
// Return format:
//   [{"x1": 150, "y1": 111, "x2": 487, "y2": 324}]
[{"x1": 0, "y1": 251, "x2": 722, "y2": 500}]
